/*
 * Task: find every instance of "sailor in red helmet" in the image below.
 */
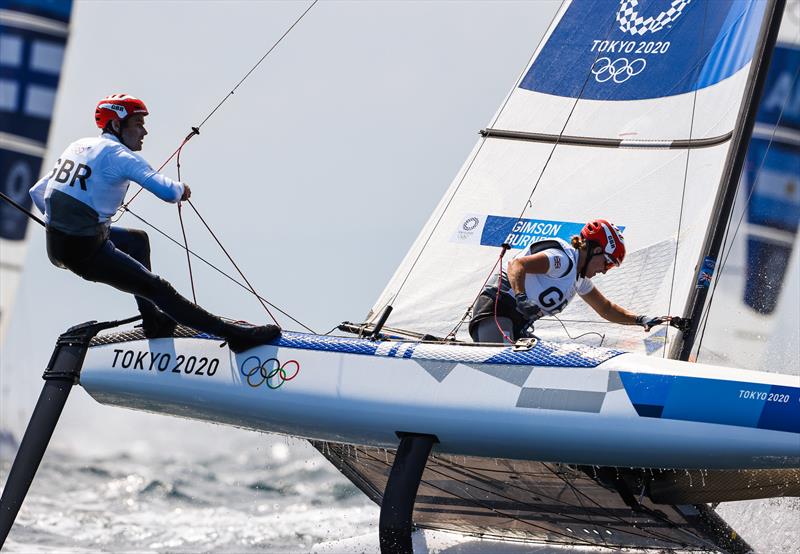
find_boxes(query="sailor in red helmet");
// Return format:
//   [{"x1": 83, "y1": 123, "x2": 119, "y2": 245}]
[
  {"x1": 29, "y1": 94, "x2": 280, "y2": 352},
  {"x1": 468, "y1": 219, "x2": 672, "y2": 343}
]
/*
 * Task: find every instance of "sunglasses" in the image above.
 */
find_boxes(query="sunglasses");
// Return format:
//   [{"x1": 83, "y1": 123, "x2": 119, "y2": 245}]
[{"x1": 603, "y1": 254, "x2": 620, "y2": 271}]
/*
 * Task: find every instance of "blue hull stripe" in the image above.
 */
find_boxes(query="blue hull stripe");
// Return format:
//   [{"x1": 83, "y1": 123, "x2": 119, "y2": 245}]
[{"x1": 620, "y1": 372, "x2": 800, "y2": 434}]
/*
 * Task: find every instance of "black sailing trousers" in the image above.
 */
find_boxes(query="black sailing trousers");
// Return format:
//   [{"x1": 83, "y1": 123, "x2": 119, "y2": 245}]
[{"x1": 46, "y1": 226, "x2": 229, "y2": 336}]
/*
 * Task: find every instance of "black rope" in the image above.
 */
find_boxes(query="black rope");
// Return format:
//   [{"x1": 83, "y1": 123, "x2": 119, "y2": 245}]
[
  {"x1": 0, "y1": 191, "x2": 45, "y2": 228},
  {"x1": 184, "y1": 199, "x2": 279, "y2": 325},
  {"x1": 122, "y1": 206, "x2": 316, "y2": 333},
  {"x1": 664, "y1": 2, "x2": 709, "y2": 359},
  {"x1": 196, "y1": 1, "x2": 318, "y2": 131},
  {"x1": 176, "y1": 202, "x2": 197, "y2": 303},
  {"x1": 176, "y1": 137, "x2": 197, "y2": 303},
  {"x1": 116, "y1": 0, "x2": 317, "y2": 216}
]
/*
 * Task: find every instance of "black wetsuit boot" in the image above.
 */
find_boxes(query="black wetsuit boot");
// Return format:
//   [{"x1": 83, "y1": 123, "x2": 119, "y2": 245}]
[{"x1": 222, "y1": 324, "x2": 282, "y2": 353}]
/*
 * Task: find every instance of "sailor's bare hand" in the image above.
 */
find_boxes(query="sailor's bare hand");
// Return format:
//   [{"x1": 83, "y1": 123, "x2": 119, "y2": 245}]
[{"x1": 181, "y1": 183, "x2": 191, "y2": 201}]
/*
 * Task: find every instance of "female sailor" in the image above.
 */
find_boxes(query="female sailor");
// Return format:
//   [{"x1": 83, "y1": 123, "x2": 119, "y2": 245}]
[
  {"x1": 29, "y1": 94, "x2": 280, "y2": 353},
  {"x1": 468, "y1": 219, "x2": 672, "y2": 343}
]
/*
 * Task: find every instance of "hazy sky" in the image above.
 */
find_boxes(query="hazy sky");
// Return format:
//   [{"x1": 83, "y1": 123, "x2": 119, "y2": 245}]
[{"x1": 1, "y1": 0, "x2": 561, "y2": 450}]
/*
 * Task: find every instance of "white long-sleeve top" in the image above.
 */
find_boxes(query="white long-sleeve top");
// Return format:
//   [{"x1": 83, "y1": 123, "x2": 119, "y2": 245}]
[
  {"x1": 30, "y1": 133, "x2": 184, "y2": 235},
  {"x1": 499, "y1": 238, "x2": 594, "y2": 318}
]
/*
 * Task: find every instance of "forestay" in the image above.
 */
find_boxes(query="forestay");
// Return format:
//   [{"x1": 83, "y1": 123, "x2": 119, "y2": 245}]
[{"x1": 368, "y1": 0, "x2": 774, "y2": 355}]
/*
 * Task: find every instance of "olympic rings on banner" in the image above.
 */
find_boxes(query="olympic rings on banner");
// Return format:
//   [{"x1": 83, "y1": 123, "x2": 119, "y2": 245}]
[
  {"x1": 591, "y1": 57, "x2": 647, "y2": 84},
  {"x1": 240, "y1": 356, "x2": 300, "y2": 389}
]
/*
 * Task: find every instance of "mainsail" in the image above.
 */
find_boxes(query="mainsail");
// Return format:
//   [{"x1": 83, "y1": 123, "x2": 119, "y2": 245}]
[
  {"x1": 368, "y1": 0, "x2": 783, "y2": 359},
  {"x1": 0, "y1": 0, "x2": 72, "y2": 342}
]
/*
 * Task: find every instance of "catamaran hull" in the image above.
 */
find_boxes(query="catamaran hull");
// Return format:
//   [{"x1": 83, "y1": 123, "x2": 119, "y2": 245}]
[{"x1": 80, "y1": 331, "x2": 799, "y2": 470}]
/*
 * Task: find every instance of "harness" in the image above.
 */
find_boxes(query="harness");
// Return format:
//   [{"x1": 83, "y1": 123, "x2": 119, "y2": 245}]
[{"x1": 469, "y1": 240, "x2": 576, "y2": 337}]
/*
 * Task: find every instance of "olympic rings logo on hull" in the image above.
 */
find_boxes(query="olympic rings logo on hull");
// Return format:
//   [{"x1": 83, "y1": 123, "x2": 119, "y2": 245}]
[
  {"x1": 241, "y1": 356, "x2": 300, "y2": 389},
  {"x1": 617, "y1": 0, "x2": 692, "y2": 36},
  {"x1": 591, "y1": 57, "x2": 647, "y2": 83}
]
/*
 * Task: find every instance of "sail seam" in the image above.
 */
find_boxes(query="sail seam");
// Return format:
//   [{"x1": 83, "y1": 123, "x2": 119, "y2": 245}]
[{"x1": 480, "y1": 128, "x2": 732, "y2": 149}]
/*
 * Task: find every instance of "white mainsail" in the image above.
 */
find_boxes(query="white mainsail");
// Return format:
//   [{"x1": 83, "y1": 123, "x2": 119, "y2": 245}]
[{"x1": 369, "y1": 0, "x2": 778, "y2": 356}]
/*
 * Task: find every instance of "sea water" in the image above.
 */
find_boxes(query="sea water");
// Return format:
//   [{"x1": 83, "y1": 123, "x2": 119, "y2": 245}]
[
  {"x1": 2, "y1": 422, "x2": 799, "y2": 553},
  {"x1": 1, "y1": 431, "x2": 378, "y2": 553}
]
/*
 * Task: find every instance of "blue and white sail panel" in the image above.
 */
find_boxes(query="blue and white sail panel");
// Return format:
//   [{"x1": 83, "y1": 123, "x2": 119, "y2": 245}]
[
  {"x1": 495, "y1": 0, "x2": 766, "y2": 142},
  {"x1": 0, "y1": 0, "x2": 72, "y2": 341},
  {"x1": 370, "y1": 0, "x2": 775, "y2": 354}
]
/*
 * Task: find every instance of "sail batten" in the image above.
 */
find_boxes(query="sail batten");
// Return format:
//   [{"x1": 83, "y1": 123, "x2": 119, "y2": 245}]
[{"x1": 480, "y1": 128, "x2": 734, "y2": 149}]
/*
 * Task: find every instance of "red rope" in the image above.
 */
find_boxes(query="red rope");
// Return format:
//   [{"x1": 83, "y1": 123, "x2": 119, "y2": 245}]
[
  {"x1": 493, "y1": 245, "x2": 514, "y2": 344},
  {"x1": 119, "y1": 128, "x2": 199, "y2": 214}
]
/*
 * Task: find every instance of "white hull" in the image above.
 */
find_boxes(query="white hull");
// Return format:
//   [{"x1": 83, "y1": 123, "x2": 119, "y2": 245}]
[{"x1": 80, "y1": 331, "x2": 800, "y2": 470}]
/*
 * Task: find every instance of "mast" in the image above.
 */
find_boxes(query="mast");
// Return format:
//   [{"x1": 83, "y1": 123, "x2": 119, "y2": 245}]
[{"x1": 675, "y1": 0, "x2": 787, "y2": 361}]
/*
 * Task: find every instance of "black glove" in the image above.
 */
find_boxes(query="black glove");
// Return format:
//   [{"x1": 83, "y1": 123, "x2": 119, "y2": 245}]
[
  {"x1": 635, "y1": 314, "x2": 670, "y2": 332},
  {"x1": 515, "y1": 292, "x2": 541, "y2": 319}
]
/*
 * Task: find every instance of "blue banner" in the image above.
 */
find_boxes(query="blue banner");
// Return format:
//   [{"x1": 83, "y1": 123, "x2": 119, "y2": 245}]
[
  {"x1": 479, "y1": 216, "x2": 585, "y2": 249},
  {"x1": 521, "y1": 0, "x2": 765, "y2": 101}
]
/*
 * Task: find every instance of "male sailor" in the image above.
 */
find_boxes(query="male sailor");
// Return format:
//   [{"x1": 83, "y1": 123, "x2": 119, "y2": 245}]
[
  {"x1": 468, "y1": 219, "x2": 674, "y2": 343},
  {"x1": 29, "y1": 94, "x2": 280, "y2": 353}
]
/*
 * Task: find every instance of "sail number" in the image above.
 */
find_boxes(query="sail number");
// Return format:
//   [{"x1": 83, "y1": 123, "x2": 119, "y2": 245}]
[
  {"x1": 738, "y1": 390, "x2": 791, "y2": 403},
  {"x1": 111, "y1": 349, "x2": 219, "y2": 377}
]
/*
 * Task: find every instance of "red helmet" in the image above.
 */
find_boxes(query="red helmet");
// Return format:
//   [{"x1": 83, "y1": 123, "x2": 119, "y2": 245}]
[
  {"x1": 95, "y1": 94, "x2": 148, "y2": 129},
  {"x1": 581, "y1": 219, "x2": 626, "y2": 269}
]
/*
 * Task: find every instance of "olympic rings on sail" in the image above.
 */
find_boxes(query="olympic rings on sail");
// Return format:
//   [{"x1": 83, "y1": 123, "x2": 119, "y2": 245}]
[
  {"x1": 591, "y1": 57, "x2": 647, "y2": 84},
  {"x1": 240, "y1": 356, "x2": 300, "y2": 389}
]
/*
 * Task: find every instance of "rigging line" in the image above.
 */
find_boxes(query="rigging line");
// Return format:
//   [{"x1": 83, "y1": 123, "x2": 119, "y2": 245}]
[
  {"x1": 381, "y1": 2, "x2": 565, "y2": 315},
  {"x1": 401, "y1": 470, "x2": 599, "y2": 546},
  {"x1": 113, "y1": 128, "x2": 199, "y2": 218},
  {"x1": 195, "y1": 0, "x2": 318, "y2": 131},
  {"x1": 184, "y1": 199, "x2": 279, "y2": 325},
  {"x1": 420, "y1": 460, "x2": 650, "y2": 545},
  {"x1": 541, "y1": 464, "x2": 687, "y2": 546},
  {"x1": 454, "y1": 10, "x2": 624, "y2": 340},
  {"x1": 176, "y1": 203, "x2": 196, "y2": 303},
  {"x1": 694, "y1": 63, "x2": 800, "y2": 358},
  {"x1": 513, "y1": 8, "x2": 623, "y2": 223},
  {"x1": 122, "y1": 206, "x2": 316, "y2": 333},
  {"x1": 542, "y1": 464, "x2": 610, "y2": 549},
  {"x1": 115, "y1": 1, "x2": 317, "y2": 218},
  {"x1": 427, "y1": 458, "x2": 647, "y2": 537},
  {"x1": 176, "y1": 140, "x2": 197, "y2": 303},
  {"x1": 443, "y1": 251, "x2": 502, "y2": 340},
  {"x1": 493, "y1": 249, "x2": 515, "y2": 344},
  {"x1": 664, "y1": 1, "x2": 709, "y2": 360},
  {"x1": 448, "y1": 11, "x2": 622, "y2": 343},
  {"x1": 550, "y1": 314, "x2": 606, "y2": 346},
  {"x1": 0, "y1": 191, "x2": 44, "y2": 228}
]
